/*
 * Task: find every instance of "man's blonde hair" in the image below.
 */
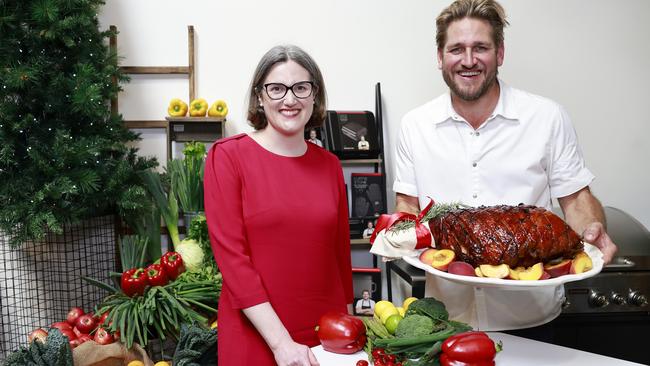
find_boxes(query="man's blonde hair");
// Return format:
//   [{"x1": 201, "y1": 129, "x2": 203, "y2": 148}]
[{"x1": 436, "y1": 0, "x2": 509, "y2": 50}]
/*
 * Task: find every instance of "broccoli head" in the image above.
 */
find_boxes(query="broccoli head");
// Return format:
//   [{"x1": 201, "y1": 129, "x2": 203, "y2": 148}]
[
  {"x1": 394, "y1": 314, "x2": 434, "y2": 338},
  {"x1": 404, "y1": 297, "x2": 448, "y2": 320}
]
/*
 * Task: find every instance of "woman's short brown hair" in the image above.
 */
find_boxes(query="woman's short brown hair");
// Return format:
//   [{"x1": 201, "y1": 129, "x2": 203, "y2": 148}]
[
  {"x1": 436, "y1": 0, "x2": 509, "y2": 50},
  {"x1": 246, "y1": 45, "x2": 327, "y2": 130}
]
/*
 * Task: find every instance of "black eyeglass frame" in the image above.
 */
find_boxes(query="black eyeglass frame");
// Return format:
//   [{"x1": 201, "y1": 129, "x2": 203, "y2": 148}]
[{"x1": 261, "y1": 81, "x2": 316, "y2": 100}]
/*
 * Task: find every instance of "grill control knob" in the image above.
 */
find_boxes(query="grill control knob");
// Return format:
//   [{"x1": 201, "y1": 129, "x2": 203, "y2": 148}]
[
  {"x1": 628, "y1": 291, "x2": 648, "y2": 307},
  {"x1": 588, "y1": 290, "x2": 609, "y2": 308},
  {"x1": 610, "y1": 292, "x2": 626, "y2": 305}
]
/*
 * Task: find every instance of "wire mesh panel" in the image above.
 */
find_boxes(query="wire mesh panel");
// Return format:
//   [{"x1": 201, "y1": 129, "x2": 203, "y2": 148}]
[{"x1": 0, "y1": 215, "x2": 118, "y2": 360}]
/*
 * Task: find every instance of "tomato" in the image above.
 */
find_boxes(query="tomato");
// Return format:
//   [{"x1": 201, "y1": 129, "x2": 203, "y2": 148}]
[{"x1": 356, "y1": 361, "x2": 369, "y2": 366}]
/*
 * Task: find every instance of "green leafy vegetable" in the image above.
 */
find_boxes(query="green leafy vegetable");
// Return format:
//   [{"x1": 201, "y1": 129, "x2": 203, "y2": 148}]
[
  {"x1": 405, "y1": 297, "x2": 449, "y2": 321},
  {"x1": 172, "y1": 323, "x2": 218, "y2": 366},
  {"x1": 395, "y1": 314, "x2": 435, "y2": 339},
  {"x1": 2, "y1": 328, "x2": 73, "y2": 366}
]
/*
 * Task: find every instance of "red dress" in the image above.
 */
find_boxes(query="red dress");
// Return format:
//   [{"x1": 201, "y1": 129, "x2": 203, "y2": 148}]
[{"x1": 204, "y1": 134, "x2": 353, "y2": 365}]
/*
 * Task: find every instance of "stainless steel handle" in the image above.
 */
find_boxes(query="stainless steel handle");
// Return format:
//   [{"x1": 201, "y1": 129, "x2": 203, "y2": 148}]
[{"x1": 604, "y1": 257, "x2": 635, "y2": 269}]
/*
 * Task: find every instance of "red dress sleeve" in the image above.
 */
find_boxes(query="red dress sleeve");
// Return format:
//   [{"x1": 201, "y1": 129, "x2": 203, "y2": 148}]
[
  {"x1": 335, "y1": 161, "x2": 354, "y2": 304},
  {"x1": 204, "y1": 142, "x2": 269, "y2": 309}
]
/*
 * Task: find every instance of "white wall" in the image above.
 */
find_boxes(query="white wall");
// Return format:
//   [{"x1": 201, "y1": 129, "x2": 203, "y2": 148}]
[{"x1": 99, "y1": 0, "x2": 650, "y2": 230}]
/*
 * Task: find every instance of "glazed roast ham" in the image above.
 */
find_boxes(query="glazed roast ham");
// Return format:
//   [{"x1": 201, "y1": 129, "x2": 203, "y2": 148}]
[{"x1": 428, "y1": 204, "x2": 584, "y2": 268}]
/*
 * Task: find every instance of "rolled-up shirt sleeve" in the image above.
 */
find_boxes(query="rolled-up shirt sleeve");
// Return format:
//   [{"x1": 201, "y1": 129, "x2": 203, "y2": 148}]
[
  {"x1": 393, "y1": 117, "x2": 419, "y2": 197},
  {"x1": 548, "y1": 106, "x2": 595, "y2": 198}
]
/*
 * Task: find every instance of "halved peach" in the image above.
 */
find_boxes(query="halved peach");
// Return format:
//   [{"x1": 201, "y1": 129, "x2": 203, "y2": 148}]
[
  {"x1": 419, "y1": 248, "x2": 438, "y2": 266},
  {"x1": 448, "y1": 261, "x2": 476, "y2": 276},
  {"x1": 544, "y1": 259, "x2": 572, "y2": 278},
  {"x1": 518, "y1": 263, "x2": 544, "y2": 281},
  {"x1": 431, "y1": 249, "x2": 456, "y2": 271},
  {"x1": 570, "y1": 252, "x2": 593, "y2": 274},
  {"x1": 478, "y1": 264, "x2": 510, "y2": 279}
]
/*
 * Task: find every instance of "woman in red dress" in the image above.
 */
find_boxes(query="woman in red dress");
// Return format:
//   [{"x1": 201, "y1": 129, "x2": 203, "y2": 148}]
[{"x1": 204, "y1": 45, "x2": 354, "y2": 366}]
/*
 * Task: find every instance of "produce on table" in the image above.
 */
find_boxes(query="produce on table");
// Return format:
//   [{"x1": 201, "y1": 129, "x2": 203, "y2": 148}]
[
  {"x1": 172, "y1": 323, "x2": 218, "y2": 366},
  {"x1": 168, "y1": 98, "x2": 188, "y2": 117},
  {"x1": 161, "y1": 251, "x2": 186, "y2": 280},
  {"x1": 121, "y1": 267, "x2": 149, "y2": 297},
  {"x1": 361, "y1": 297, "x2": 481, "y2": 366},
  {"x1": 93, "y1": 327, "x2": 115, "y2": 345},
  {"x1": 394, "y1": 314, "x2": 436, "y2": 338},
  {"x1": 316, "y1": 311, "x2": 367, "y2": 354},
  {"x1": 384, "y1": 314, "x2": 403, "y2": 335},
  {"x1": 139, "y1": 170, "x2": 181, "y2": 247},
  {"x1": 175, "y1": 238, "x2": 205, "y2": 272},
  {"x1": 402, "y1": 297, "x2": 418, "y2": 311},
  {"x1": 96, "y1": 266, "x2": 221, "y2": 349},
  {"x1": 208, "y1": 99, "x2": 228, "y2": 118},
  {"x1": 440, "y1": 331, "x2": 501, "y2": 366},
  {"x1": 127, "y1": 361, "x2": 145, "y2": 366},
  {"x1": 66, "y1": 307, "x2": 85, "y2": 325},
  {"x1": 146, "y1": 263, "x2": 170, "y2": 287},
  {"x1": 75, "y1": 314, "x2": 98, "y2": 334},
  {"x1": 28, "y1": 328, "x2": 48, "y2": 344},
  {"x1": 154, "y1": 362, "x2": 171, "y2": 366},
  {"x1": 5, "y1": 328, "x2": 73, "y2": 366},
  {"x1": 189, "y1": 98, "x2": 208, "y2": 117},
  {"x1": 427, "y1": 204, "x2": 583, "y2": 268}
]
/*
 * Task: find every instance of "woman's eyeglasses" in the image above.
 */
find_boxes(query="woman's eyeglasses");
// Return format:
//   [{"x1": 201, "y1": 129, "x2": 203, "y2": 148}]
[{"x1": 262, "y1": 81, "x2": 315, "y2": 100}]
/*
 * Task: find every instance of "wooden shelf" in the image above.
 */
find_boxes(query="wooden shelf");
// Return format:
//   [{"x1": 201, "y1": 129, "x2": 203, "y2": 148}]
[
  {"x1": 351, "y1": 238, "x2": 371, "y2": 245},
  {"x1": 340, "y1": 158, "x2": 382, "y2": 165},
  {"x1": 120, "y1": 66, "x2": 190, "y2": 75},
  {"x1": 166, "y1": 116, "x2": 226, "y2": 123},
  {"x1": 124, "y1": 120, "x2": 168, "y2": 129}
]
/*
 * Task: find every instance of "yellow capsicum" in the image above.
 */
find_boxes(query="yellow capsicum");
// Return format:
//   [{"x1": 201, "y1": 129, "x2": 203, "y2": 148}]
[
  {"x1": 208, "y1": 100, "x2": 229, "y2": 118},
  {"x1": 167, "y1": 98, "x2": 188, "y2": 117},
  {"x1": 189, "y1": 98, "x2": 208, "y2": 117}
]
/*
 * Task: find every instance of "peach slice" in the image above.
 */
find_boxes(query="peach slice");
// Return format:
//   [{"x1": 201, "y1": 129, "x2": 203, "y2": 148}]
[
  {"x1": 544, "y1": 259, "x2": 572, "y2": 278},
  {"x1": 478, "y1": 264, "x2": 510, "y2": 279},
  {"x1": 508, "y1": 266, "x2": 524, "y2": 280},
  {"x1": 431, "y1": 249, "x2": 456, "y2": 271},
  {"x1": 541, "y1": 271, "x2": 551, "y2": 280},
  {"x1": 448, "y1": 261, "x2": 476, "y2": 276},
  {"x1": 570, "y1": 252, "x2": 593, "y2": 274},
  {"x1": 474, "y1": 267, "x2": 485, "y2": 277},
  {"x1": 517, "y1": 263, "x2": 544, "y2": 281},
  {"x1": 419, "y1": 248, "x2": 438, "y2": 265}
]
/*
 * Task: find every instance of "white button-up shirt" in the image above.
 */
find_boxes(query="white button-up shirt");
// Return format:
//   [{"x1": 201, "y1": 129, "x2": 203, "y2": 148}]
[{"x1": 393, "y1": 80, "x2": 594, "y2": 331}]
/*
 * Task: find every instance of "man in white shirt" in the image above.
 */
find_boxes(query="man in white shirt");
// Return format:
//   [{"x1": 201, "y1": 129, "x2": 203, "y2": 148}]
[
  {"x1": 355, "y1": 289, "x2": 376, "y2": 315},
  {"x1": 394, "y1": 0, "x2": 617, "y2": 333}
]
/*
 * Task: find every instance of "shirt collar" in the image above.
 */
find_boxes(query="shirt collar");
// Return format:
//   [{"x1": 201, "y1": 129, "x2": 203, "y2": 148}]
[{"x1": 432, "y1": 79, "x2": 520, "y2": 125}]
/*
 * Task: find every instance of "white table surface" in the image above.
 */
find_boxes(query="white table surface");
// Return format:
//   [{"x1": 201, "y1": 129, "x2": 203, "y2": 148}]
[{"x1": 311, "y1": 332, "x2": 645, "y2": 366}]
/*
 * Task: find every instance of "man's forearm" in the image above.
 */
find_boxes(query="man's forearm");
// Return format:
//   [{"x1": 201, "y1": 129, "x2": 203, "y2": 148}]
[
  {"x1": 396, "y1": 193, "x2": 420, "y2": 214},
  {"x1": 558, "y1": 186, "x2": 606, "y2": 234}
]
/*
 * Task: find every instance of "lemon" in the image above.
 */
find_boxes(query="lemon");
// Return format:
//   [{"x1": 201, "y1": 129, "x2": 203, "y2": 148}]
[
  {"x1": 154, "y1": 362, "x2": 171, "y2": 366},
  {"x1": 397, "y1": 306, "x2": 405, "y2": 317},
  {"x1": 379, "y1": 306, "x2": 400, "y2": 324},
  {"x1": 374, "y1": 300, "x2": 396, "y2": 318},
  {"x1": 402, "y1": 297, "x2": 418, "y2": 311},
  {"x1": 127, "y1": 362, "x2": 145, "y2": 366},
  {"x1": 384, "y1": 314, "x2": 402, "y2": 335}
]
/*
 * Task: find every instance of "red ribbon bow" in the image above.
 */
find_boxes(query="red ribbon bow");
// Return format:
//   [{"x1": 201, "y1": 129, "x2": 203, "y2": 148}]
[{"x1": 369, "y1": 199, "x2": 434, "y2": 249}]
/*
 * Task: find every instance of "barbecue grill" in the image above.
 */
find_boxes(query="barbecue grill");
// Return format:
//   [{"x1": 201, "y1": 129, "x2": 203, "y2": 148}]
[{"x1": 387, "y1": 206, "x2": 650, "y2": 364}]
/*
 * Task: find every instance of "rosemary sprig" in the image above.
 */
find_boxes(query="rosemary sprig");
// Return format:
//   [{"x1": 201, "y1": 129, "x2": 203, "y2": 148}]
[{"x1": 388, "y1": 202, "x2": 469, "y2": 233}]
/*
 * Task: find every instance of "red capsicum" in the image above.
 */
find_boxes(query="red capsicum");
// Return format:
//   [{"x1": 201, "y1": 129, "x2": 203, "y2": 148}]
[
  {"x1": 161, "y1": 251, "x2": 185, "y2": 280},
  {"x1": 146, "y1": 263, "x2": 169, "y2": 287},
  {"x1": 316, "y1": 311, "x2": 367, "y2": 354},
  {"x1": 440, "y1": 331, "x2": 500, "y2": 366},
  {"x1": 120, "y1": 268, "x2": 148, "y2": 297}
]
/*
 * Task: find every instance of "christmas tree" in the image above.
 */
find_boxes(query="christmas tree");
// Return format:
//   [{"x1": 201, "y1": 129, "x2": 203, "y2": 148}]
[{"x1": 0, "y1": 0, "x2": 157, "y2": 246}]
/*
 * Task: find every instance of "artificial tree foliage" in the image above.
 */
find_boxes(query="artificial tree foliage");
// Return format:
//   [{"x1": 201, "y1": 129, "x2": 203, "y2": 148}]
[{"x1": 0, "y1": 0, "x2": 157, "y2": 246}]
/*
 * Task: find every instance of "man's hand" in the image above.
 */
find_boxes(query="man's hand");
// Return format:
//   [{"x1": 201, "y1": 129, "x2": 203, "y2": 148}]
[
  {"x1": 582, "y1": 222, "x2": 617, "y2": 264},
  {"x1": 558, "y1": 187, "x2": 618, "y2": 265}
]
